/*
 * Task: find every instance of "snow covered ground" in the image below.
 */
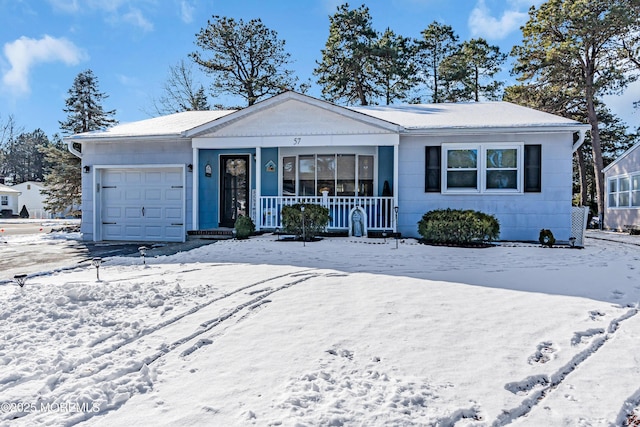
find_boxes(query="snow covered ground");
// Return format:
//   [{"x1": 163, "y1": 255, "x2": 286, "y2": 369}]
[{"x1": 0, "y1": 231, "x2": 639, "y2": 426}]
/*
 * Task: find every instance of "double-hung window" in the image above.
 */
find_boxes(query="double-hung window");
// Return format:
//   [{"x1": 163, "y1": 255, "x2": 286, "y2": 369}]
[
  {"x1": 443, "y1": 144, "x2": 522, "y2": 193},
  {"x1": 0, "y1": 196, "x2": 7, "y2": 206},
  {"x1": 426, "y1": 143, "x2": 540, "y2": 194},
  {"x1": 608, "y1": 174, "x2": 640, "y2": 208}
]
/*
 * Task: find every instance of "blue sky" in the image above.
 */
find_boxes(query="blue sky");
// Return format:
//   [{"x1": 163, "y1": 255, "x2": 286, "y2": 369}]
[{"x1": 0, "y1": 0, "x2": 637, "y2": 137}]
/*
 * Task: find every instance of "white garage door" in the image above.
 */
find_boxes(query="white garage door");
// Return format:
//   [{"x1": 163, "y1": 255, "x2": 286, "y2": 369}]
[{"x1": 100, "y1": 168, "x2": 184, "y2": 242}]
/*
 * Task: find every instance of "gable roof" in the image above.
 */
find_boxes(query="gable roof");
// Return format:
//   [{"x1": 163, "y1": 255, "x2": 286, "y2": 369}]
[{"x1": 185, "y1": 91, "x2": 401, "y2": 137}]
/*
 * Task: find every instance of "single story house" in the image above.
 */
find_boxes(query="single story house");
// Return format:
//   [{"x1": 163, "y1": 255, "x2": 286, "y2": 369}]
[
  {"x1": 603, "y1": 142, "x2": 640, "y2": 231},
  {"x1": 0, "y1": 183, "x2": 21, "y2": 217},
  {"x1": 10, "y1": 181, "x2": 53, "y2": 219},
  {"x1": 65, "y1": 91, "x2": 589, "y2": 243}
]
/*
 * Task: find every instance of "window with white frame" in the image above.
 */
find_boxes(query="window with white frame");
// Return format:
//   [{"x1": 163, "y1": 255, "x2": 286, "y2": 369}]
[
  {"x1": 1, "y1": 195, "x2": 7, "y2": 206},
  {"x1": 442, "y1": 144, "x2": 523, "y2": 193},
  {"x1": 608, "y1": 174, "x2": 640, "y2": 208},
  {"x1": 282, "y1": 154, "x2": 374, "y2": 197}
]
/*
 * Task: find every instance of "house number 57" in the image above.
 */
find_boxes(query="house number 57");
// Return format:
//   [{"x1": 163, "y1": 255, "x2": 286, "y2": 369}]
[{"x1": 293, "y1": 138, "x2": 301, "y2": 145}]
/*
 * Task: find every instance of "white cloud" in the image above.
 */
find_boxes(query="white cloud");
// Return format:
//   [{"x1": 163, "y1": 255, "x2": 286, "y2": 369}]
[
  {"x1": 47, "y1": 0, "x2": 153, "y2": 32},
  {"x1": 2, "y1": 35, "x2": 87, "y2": 95},
  {"x1": 468, "y1": 0, "x2": 529, "y2": 40},
  {"x1": 180, "y1": 0, "x2": 194, "y2": 24},
  {"x1": 122, "y1": 8, "x2": 153, "y2": 32}
]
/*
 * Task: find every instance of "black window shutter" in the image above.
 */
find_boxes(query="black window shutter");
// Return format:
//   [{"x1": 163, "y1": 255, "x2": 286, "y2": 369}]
[
  {"x1": 425, "y1": 146, "x2": 441, "y2": 192},
  {"x1": 524, "y1": 145, "x2": 542, "y2": 192}
]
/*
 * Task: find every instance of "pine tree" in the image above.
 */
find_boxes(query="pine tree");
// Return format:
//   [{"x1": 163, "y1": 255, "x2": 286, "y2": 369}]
[
  {"x1": 373, "y1": 28, "x2": 418, "y2": 105},
  {"x1": 415, "y1": 22, "x2": 459, "y2": 103},
  {"x1": 439, "y1": 38, "x2": 506, "y2": 102},
  {"x1": 59, "y1": 69, "x2": 117, "y2": 134},
  {"x1": 40, "y1": 136, "x2": 81, "y2": 216},
  {"x1": 314, "y1": 3, "x2": 380, "y2": 106},
  {"x1": 191, "y1": 16, "x2": 297, "y2": 106},
  {"x1": 511, "y1": 0, "x2": 640, "y2": 217},
  {"x1": 42, "y1": 70, "x2": 117, "y2": 216}
]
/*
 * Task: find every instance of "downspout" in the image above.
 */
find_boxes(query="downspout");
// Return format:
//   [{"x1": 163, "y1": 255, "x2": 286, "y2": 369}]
[{"x1": 572, "y1": 129, "x2": 587, "y2": 153}]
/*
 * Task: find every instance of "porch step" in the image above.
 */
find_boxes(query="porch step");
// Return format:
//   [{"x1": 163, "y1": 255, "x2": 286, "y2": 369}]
[{"x1": 187, "y1": 229, "x2": 234, "y2": 240}]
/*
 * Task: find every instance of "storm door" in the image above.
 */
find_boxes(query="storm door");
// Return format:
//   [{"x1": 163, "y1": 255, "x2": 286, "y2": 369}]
[{"x1": 219, "y1": 155, "x2": 249, "y2": 228}]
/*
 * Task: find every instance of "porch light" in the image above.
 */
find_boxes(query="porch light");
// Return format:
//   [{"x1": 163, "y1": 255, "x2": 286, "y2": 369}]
[
  {"x1": 138, "y1": 246, "x2": 149, "y2": 265},
  {"x1": 187, "y1": 164, "x2": 193, "y2": 172},
  {"x1": 14, "y1": 273, "x2": 27, "y2": 288},
  {"x1": 91, "y1": 257, "x2": 103, "y2": 281},
  {"x1": 83, "y1": 165, "x2": 90, "y2": 173}
]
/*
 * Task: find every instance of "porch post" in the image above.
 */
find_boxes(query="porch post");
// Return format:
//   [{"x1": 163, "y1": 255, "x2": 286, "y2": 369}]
[
  {"x1": 192, "y1": 147, "x2": 199, "y2": 231},
  {"x1": 393, "y1": 144, "x2": 399, "y2": 232},
  {"x1": 255, "y1": 146, "x2": 262, "y2": 231}
]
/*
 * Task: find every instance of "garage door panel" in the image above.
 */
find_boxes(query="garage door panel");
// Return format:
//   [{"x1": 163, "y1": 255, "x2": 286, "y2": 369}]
[
  {"x1": 125, "y1": 172, "x2": 142, "y2": 184},
  {"x1": 100, "y1": 167, "x2": 184, "y2": 242},
  {"x1": 104, "y1": 207, "x2": 122, "y2": 220},
  {"x1": 145, "y1": 189, "x2": 162, "y2": 201},
  {"x1": 165, "y1": 208, "x2": 182, "y2": 219},
  {"x1": 125, "y1": 207, "x2": 142, "y2": 219},
  {"x1": 144, "y1": 207, "x2": 162, "y2": 219},
  {"x1": 165, "y1": 189, "x2": 182, "y2": 201}
]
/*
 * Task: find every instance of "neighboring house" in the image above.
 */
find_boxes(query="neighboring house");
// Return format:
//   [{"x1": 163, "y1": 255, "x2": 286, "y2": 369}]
[
  {"x1": 603, "y1": 142, "x2": 640, "y2": 231},
  {"x1": 10, "y1": 181, "x2": 53, "y2": 219},
  {"x1": 0, "y1": 183, "x2": 21, "y2": 217},
  {"x1": 65, "y1": 91, "x2": 589, "y2": 243}
]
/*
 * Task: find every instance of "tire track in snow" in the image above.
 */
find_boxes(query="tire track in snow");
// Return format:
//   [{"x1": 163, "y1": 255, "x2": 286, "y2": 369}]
[
  {"x1": 0, "y1": 269, "x2": 319, "y2": 424},
  {"x1": 0, "y1": 269, "x2": 316, "y2": 419},
  {"x1": 493, "y1": 307, "x2": 639, "y2": 425}
]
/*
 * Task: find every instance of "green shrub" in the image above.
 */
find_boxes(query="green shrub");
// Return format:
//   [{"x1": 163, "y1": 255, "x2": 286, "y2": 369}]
[
  {"x1": 281, "y1": 203, "x2": 330, "y2": 241},
  {"x1": 538, "y1": 229, "x2": 555, "y2": 247},
  {"x1": 417, "y1": 208, "x2": 500, "y2": 246},
  {"x1": 234, "y1": 215, "x2": 255, "y2": 239}
]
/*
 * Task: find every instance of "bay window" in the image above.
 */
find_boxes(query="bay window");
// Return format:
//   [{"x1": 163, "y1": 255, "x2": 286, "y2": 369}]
[{"x1": 282, "y1": 154, "x2": 374, "y2": 196}]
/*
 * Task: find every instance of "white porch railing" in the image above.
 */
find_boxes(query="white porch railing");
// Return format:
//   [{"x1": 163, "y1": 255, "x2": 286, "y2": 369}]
[{"x1": 258, "y1": 196, "x2": 396, "y2": 231}]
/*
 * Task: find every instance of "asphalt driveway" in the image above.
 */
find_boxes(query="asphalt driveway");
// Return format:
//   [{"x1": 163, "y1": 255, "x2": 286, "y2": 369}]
[{"x1": 0, "y1": 220, "x2": 215, "y2": 282}]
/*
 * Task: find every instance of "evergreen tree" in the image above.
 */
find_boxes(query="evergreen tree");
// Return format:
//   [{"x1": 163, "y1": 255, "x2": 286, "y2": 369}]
[
  {"x1": 191, "y1": 16, "x2": 297, "y2": 106},
  {"x1": 314, "y1": 3, "x2": 380, "y2": 105},
  {"x1": 40, "y1": 136, "x2": 81, "y2": 216},
  {"x1": 43, "y1": 70, "x2": 117, "y2": 216},
  {"x1": 414, "y1": 22, "x2": 459, "y2": 103},
  {"x1": 511, "y1": 0, "x2": 640, "y2": 217},
  {"x1": 439, "y1": 38, "x2": 507, "y2": 102},
  {"x1": 373, "y1": 28, "x2": 419, "y2": 105},
  {"x1": 1, "y1": 129, "x2": 51, "y2": 184},
  {"x1": 59, "y1": 69, "x2": 117, "y2": 135}
]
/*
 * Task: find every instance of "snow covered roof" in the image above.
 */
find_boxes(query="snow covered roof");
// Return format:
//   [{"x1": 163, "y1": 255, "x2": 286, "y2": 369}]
[
  {"x1": 65, "y1": 94, "x2": 588, "y2": 144},
  {"x1": 68, "y1": 110, "x2": 235, "y2": 140},
  {"x1": 0, "y1": 183, "x2": 21, "y2": 194},
  {"x1": 348, "y1": 102, "x2": 586, "y2": 131}
]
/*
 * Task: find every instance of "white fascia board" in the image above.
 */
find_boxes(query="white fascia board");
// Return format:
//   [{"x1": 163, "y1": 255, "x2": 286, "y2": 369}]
[
  {"x1": 401, "y1": 124, "x2": 590, "y2": 137},
  {"x1": 193, "y1": 133, "x2": 399, "y2": 149}
]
